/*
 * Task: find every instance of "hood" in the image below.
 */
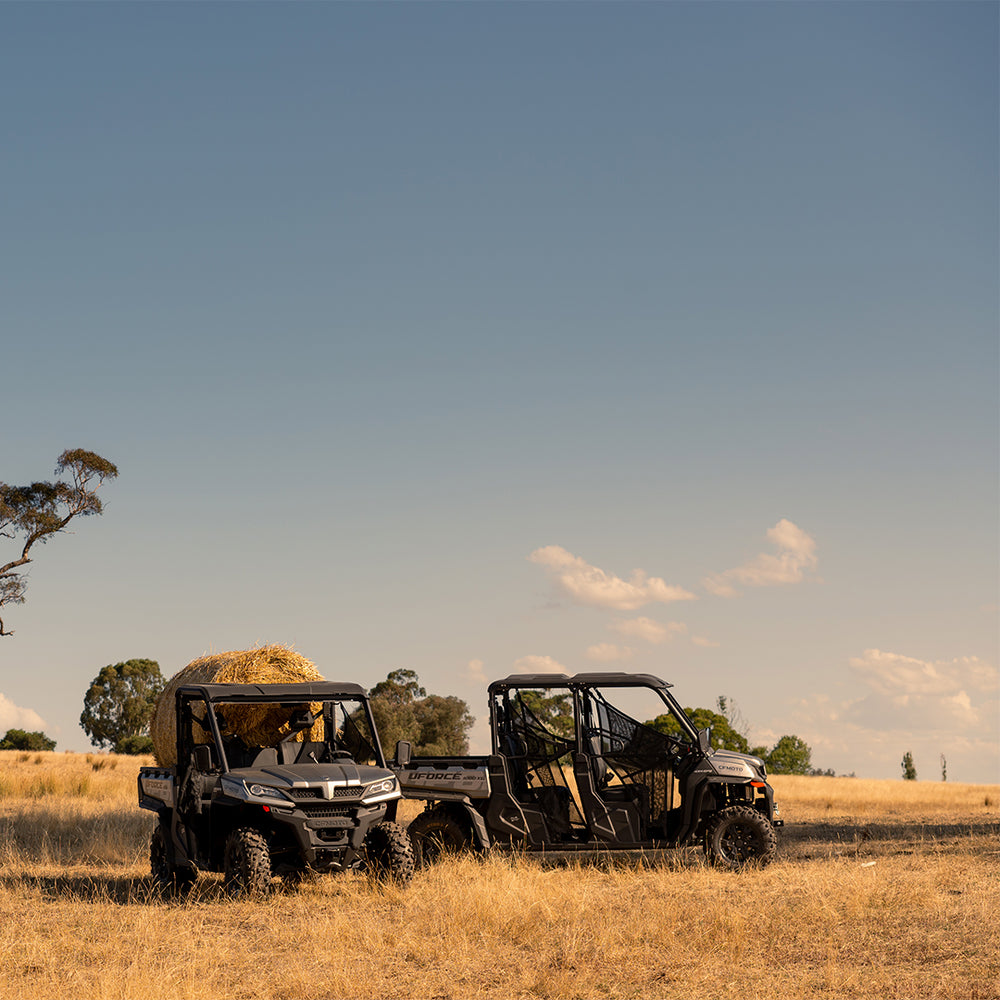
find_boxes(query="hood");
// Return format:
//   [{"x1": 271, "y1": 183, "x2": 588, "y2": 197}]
[
  {"x1": 708, "y1": 749, "x2": 767, "y2": 781},
  {"x1": 229, "y1": 761, "x2": 393, "y2": 789}
]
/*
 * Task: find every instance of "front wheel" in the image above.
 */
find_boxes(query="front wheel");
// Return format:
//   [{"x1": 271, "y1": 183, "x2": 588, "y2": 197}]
[
  {"x1": 223, "y1": 827, "x2": 273, "y2": 896},
  {"x1": 408, "y1": 807, "x2": 471, "y2": 868},
  {"x1": 362, "y1": 821, "x2": 415, "y2": 885},
  {"x1": 704, "y1": 805, "x2": 777, "y2": 870}
]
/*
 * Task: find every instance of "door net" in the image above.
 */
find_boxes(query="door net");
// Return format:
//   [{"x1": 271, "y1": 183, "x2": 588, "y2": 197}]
[
  {"x1": 496, "y1": 692, "x2": 585, "y2": 829},
  {"x1": 586, "y1": 689, "x2": 675, "y2": 825}
]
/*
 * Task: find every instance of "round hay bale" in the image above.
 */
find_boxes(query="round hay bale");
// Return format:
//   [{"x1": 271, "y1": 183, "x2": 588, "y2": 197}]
[{"x1": 151, "y1": 644, "x2": 325, "y2": 766}]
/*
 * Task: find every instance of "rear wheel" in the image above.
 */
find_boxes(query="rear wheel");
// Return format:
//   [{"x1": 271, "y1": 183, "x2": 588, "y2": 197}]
[
  {"x1": 362, "y1": 820, "x2": 415, "y2": 884},
  {"x1": 408, "y1": 806, "x2": 471, "y2": 867},
  {"x1": 150, "y1": 824, "x2": 197, "y2": 894},
  {"x1": 223, "y1": 827, "x2": 272, "y2": 896},
  {"x1": 704, "y1": 805, "x2": 777, "y2": 869}
]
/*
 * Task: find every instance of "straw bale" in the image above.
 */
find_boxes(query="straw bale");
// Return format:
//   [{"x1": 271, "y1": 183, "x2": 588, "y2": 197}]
[{"x1": 151, "y1": 644, "x2": 325, "y2": 766}]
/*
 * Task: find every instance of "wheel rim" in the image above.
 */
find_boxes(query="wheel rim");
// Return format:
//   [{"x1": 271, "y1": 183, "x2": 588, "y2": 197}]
[
  {"x1": 420, "y1": 830, "x2": 447, "y2": 864},
  {"x1": 719, "y1": 821, "x2": 762, "y2": 863},
  {"x1": 417, "y1": 823, "x2": 463, "y2": 863}
]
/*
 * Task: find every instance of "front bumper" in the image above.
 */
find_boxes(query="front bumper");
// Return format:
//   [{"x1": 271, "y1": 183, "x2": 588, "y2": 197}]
[{"x1": 263, "y1": 800, "x2": 390, "y2": 868}]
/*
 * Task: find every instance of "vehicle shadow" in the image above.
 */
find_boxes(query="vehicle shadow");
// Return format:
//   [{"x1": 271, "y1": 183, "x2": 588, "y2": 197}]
[
  {"x1": 0, "y1": 870, "x2": 320, "y2": 904},
  {"x1": 780, "y1": 819, "x2": 1000, "y2": 859},
  {"x1": 0, "y1": 871, "x2": 240, "y2": 905},
  {"x1": 1, "y1": 872, "x2": 161, "y2": 904}
]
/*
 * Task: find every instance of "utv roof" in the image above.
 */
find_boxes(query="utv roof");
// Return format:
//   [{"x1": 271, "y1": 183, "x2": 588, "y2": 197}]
[
  {"x1": 175, "y1": 682, "x2": 367, "y2": 702},
  {"x1": 489, "y1": 672, "x2": 672, "y2": 692}
]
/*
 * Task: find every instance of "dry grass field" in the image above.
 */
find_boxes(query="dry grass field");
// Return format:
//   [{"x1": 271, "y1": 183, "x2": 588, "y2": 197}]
[{"x1": 0, "y1": 751, "x2": 997, "y2": 1000}]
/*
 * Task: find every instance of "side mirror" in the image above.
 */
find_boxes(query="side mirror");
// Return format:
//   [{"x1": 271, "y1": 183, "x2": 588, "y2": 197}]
[
  {"x1": 394, "y1": 740, "x2": 412, "y2": 769},
  {"x1": 193, "y1": 744, "x2": 214, "y2": 771},
  {"x1": 697, "y1": 728, "x2": 712, "y2": 754}
]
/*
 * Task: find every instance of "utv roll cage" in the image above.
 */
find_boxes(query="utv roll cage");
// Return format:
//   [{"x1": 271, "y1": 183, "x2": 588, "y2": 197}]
[
  {"x1": 488, "y1": 671, "x2": 702, "y2": 751},
  {"x1": 172, "y1": 681, "x2": 385, "y2": 774},
  {"x1": 399, "y1": 669, "x2": 779, "y2": 870},
  {"x1": 139, "y1": 680, "x2": 413, "y2": 893}
]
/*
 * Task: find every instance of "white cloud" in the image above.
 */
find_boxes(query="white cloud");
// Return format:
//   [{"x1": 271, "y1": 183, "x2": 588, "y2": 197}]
[
  {"x1": 780, "y1": 651, "x2": 999, "y2": 782},
  {"x1": 585, "y1": 643, "x2": 634, "y2": 662},
  {"x1": 0, "y1": 693, "x2": 47, "y2": 733},
  {"x1": 512, "y1": 654, "x2": 569, "y2": 675},
  {"x1": 850, "y1": 649, "x2": 998, "y2": 697},
  {"x1": 464, "y1": 658, "x2": 488, "y2": 684},
  {"x1": 529, "y1": 545, "x2": 696, "y2": 611},
  {"x1": 849, "y1": 649, "x2": 1000, "y2": 696},
  {"x1": 610, "y1": 617, "x2": 687, "y2": 644},
  {"x1": 844, "y1": 649, "x2": 998, "y2": 732},
  {"x1": 703, "y1": 519, "x2": 817, "y2": 597},
  {"x1": 610, "y1": 617, "x2": 719, "y2": 649}
]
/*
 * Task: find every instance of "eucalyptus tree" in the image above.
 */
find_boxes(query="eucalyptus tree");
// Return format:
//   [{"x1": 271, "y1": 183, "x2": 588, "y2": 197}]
[{"x1": 0, "y1": 449, "x2": 118, "y2": 636}]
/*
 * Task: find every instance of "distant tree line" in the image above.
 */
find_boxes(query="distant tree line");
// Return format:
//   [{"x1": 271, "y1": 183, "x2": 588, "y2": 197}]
[
  {"x1": 368, "y1": 669, "x2": 474, "y2": 755},
  {"x1": 0, "y1": 728, "x2": 56, "y2": 751},
  {"x1": 646, "y1": 695, "x2": 818, "y2": 775}
]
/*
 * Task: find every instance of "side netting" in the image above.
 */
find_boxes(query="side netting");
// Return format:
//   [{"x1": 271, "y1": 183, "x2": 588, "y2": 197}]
[
  {"x1": 503, "y1": 695, "x2": 586, "y2": 829},
  {"x1": 588, "y1": 690, "x2": 674, "y2": 823}
]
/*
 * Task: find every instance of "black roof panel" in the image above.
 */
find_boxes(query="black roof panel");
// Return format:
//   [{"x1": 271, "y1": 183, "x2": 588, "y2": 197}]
[
  {"x1": 488, "y1": 672, "x2": 671, "y2": 692},
  {"x1": 176, "y1": 681, "x2": 367, "y2": 701}
]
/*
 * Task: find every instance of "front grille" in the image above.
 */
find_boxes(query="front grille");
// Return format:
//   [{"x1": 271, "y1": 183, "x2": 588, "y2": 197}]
[
  {"x1": 297, "y1": 803, "x2": 352, "y2": 819},
  {"x1": 286, "y1": 786, "x2": 362, "y2": 801}
]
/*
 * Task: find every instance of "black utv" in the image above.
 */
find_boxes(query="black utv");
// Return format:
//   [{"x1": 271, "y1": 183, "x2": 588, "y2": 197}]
[
  {"x1": 138, "y1": 682, "x2": 413, "y2": 893},
  {"x1": 395, "y1": 672, "x2": 782, "y2": 870}
]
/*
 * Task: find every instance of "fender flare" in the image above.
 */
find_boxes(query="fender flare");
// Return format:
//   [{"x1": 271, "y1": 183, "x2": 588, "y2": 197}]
[{"x1": 427, "y1": 798, "x2": 491, "y2": 850}]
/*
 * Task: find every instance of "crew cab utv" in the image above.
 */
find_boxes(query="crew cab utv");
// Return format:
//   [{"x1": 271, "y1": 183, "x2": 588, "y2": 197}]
[
  {"x1": 138, "y1": 682, "x2": 413, "y2": 893},
  {"x1": 395, "y1": 672, "x2": 782, "y2": 870}
]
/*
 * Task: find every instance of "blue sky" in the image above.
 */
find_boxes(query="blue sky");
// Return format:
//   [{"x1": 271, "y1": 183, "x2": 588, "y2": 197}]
[{"x1": 2, "y1": 2, "x2": 997, "y2": 782}]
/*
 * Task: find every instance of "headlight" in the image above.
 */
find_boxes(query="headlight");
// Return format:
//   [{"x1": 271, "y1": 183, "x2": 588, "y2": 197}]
[
  {"x1": 247, "y1": 783, "x2": 290, "y2": 801},
  {"x1": 362, "y1": 777, "x2": 398, "y2": 802}
]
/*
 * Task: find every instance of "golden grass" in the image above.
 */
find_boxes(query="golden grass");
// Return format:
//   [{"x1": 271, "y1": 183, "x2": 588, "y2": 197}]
[
  {"x1": 0, "y1": 752, "x2": 997, "y2": 999},
  {"x1": 0, "y1": 750, "x2": 153, "y2": 867},
  {"x1": 0, "y1": 749, "x2": 147, "y2": 802},
  {"x1": 769, "y1": 774, "x2": 998, "y2": 822}
]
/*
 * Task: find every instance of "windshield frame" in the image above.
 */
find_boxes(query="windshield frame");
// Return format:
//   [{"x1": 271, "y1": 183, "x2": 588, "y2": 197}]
[
  {"x1": 175, "y1": 685, "x2": 385, "y2": 771},
  {"x1": 486, "y1": 673, "x2": 701, "y2": 751}
]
